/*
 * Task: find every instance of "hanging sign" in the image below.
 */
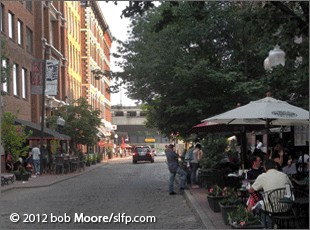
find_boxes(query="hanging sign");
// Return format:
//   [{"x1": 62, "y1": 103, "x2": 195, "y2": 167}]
[
  {"x1": 31, "y1": 60, "x2": 44, "y2": 94},
  {"x1": 45, "y1": 60, "x2": 59, "y2": 95}
]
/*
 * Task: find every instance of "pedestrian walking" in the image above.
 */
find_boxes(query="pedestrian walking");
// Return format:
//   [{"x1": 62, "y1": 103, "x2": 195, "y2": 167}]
[
  {"x1": 165, "y1": 144, "x2": 187, "y2": 195},
  {"x1": 31, "y1": 145, "x2": 41, "y2": 175}
]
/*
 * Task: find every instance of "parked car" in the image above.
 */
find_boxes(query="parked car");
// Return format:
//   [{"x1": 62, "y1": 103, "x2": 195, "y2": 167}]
[{"x1": 132, "y1": 146, "x2": 154, "y2": 163}]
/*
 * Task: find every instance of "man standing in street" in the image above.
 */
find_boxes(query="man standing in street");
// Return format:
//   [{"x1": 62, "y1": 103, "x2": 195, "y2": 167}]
[
  {"x1": 165, "y1": 144, "x2": 187, "y2": 195},
  {"x1": 32, "y1": 144, "x2": 41, "y2": 176}
]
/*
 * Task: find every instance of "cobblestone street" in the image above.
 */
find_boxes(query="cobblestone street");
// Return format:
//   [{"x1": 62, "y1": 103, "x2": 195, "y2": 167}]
[{"x1": 1, "y1": 157, "x2": 205, "y2": 229}]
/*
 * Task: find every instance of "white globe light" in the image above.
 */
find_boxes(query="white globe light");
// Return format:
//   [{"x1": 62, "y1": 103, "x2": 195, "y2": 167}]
[{"x1": 268, "y1": 45, "x2": 285, "y2": 67}]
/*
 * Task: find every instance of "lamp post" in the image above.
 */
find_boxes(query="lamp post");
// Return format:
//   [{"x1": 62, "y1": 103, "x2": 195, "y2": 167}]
[{"x1": 114, "y1": 133, "x2": 118, "y2": 157}]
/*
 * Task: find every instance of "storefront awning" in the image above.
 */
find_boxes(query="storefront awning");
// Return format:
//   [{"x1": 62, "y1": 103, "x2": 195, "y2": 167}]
[
  {"x1": 97, "y1": 126, "x2": 111, "y2": 138},
  {"x1": 15, "y1": 119, "x2": 71, "y2": 140}
]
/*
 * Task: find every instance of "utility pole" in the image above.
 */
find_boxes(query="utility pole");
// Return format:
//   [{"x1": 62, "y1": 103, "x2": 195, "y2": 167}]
[
  {"x1": 0, "y1": 36, "x2": 3, "y2": 171},
  {"x1": 40, "y1": 57, "x2": 46, "y2": 149}
]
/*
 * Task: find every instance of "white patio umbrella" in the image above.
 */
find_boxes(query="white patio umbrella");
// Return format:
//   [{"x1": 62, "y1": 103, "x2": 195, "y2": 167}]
[
  {"x1": 202, "y1": 97, "x2": 309, "y2": 126},
  {"x1": 202, "y1": 96, "x2": 309, "y2": 168}
]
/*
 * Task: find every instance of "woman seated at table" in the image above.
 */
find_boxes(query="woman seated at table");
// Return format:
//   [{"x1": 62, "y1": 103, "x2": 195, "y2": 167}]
[{"x1": 282, "y1": 156, "x2": 297, "y2": 176}]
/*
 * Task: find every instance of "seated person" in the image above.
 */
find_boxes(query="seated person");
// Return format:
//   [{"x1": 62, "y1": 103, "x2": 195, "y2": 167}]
[
  {"x1": 282, "y1": 156, "x2": 297, "y2": 176},
  {"x1": 247, "y1": 154, "x2": 264, "y2": 180},
  {"x1": 5, "y1": 151, "x2": 14, "y2": 172},
  {"x1": 270, "y1": 144, "x2": 284, "y2": 171},
  {"x1": 247, "y1": 159, "x2": 293, "y2": 213},
  {"x1": 297, "y1": 154, "x2": 309, "y2": 172}
]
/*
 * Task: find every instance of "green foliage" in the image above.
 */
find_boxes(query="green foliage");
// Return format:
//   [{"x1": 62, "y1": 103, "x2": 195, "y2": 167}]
[
  {"x1": 112, "y1": 1, "x2": 309, "y2": 138},
  {"x1": 106, "y1": 148, "x2": 113, "y2": 159},
  {"x1": 228, "y1": 205, "x2": 260, "y2": 227},
  {"x1": 1, "y1": 112, "x2": 32, "y2": 162},
  {"x1": 220, "y1": 187, "x2": 242, "y2": 206},
  {"x1": 199, "y1": 135, "x2": 227, "y2": 169},
  {"x1": 45, "y1": 98, "x2": 101, "y2": 150},
  {"x1": 206, "y1": 184, "x2": 223, "y2": 197},
  {"x1": 14, "y1": 166, "x2": 31, "y2": 176}
]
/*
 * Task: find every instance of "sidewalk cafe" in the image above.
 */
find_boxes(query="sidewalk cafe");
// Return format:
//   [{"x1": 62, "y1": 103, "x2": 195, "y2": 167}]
[{"x1": 188, "y1": 96, "x2": 309, "y2": 228}]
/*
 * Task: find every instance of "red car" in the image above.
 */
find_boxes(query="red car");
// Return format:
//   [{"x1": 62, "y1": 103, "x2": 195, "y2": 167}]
[{"x1": 132, "y1": 146, "x2": 154, "y2": 164}]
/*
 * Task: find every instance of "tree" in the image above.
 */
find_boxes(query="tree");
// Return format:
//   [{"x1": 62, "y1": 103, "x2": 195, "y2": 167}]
[
  {"x1": 112, "y1": 1, "x2": 309, "y2": 138},
  {"x1": 1, "y1": 112, "x2": 32, "y2": 162},
  {"x1": 46, "y1": 98, "x2": 101, "y2": 151}
]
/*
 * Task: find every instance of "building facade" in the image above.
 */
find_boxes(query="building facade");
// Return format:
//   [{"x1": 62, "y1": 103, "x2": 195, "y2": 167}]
[
  {"x1": 1, "y1": 1, "x2": 113, "y2": 170},
  {"x1": 112, "y1": 106, "x2": 169, "y2": 147},
  {"x1": 0, "y1": 1, "x2": 35, "y2": 121},
  {"x1": 80, "y1": 1, "x2": 113, "y2": 139}
]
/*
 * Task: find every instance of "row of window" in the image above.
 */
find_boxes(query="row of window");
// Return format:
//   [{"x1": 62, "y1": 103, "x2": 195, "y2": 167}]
[
  {"x1": 66, "y1": 3, "x2": 81, "y2": 44},
  {"x1": 2, "y1": 59, "x2": 28, "y2": 100},
  {"x1": 0, "y1": 4, "x2": 33, "y2": 53},
  {"x1": 114, "y1": 111, "x2": 147, "y2": 117}
]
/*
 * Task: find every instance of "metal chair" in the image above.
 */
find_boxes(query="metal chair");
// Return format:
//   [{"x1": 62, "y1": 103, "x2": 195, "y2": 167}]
[
  {"x1": 63, "y1": 157, "x2": 70, "y2": 174},
  {"x1": 257, "y1": 188, "x2": 294, "y2": 229},
  {"x1": 54, "y1": 157, "x2": 64, "y2": 174},
  {"x1": 290, "y1": 188, "x2": 309, "y2": 229},
  {"x1": 70, "y1": 158, "x2": 79, "y2": 172}
]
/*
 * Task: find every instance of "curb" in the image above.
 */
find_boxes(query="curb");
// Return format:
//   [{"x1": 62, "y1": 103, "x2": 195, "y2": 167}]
[
  {"x1": 1, "y1": 162, "x2": 107, "y2": 193},
  {"x1": 1, "y1": 157, "x2": 132, "y2": 193},
  {"x1": 184, "y1": 189, "x2": 215, "y2": 229}
]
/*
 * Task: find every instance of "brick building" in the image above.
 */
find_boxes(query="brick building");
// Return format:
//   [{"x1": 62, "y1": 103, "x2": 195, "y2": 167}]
[{"x1": 0, "y1": 1, "x2": 113, "y2": 171}]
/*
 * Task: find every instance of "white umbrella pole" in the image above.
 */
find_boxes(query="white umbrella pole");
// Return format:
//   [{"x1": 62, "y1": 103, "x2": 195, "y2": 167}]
[{"x1": 266, "y1": 120, "x2": 270, "y2": 157}]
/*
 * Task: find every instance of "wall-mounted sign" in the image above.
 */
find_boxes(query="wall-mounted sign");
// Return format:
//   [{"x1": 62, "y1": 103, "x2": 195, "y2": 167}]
[{"x1": 145, "y1": 138, "x2": 155, "y2": 143}]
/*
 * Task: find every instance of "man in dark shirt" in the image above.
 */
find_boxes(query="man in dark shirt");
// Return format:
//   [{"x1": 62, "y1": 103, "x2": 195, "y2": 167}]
[
  {"x1": 247, "y1": 154, "x2": 264, "y2": 180},
  {"x1": 165, "y1": 144, "x2": 187, "y2": 195}
]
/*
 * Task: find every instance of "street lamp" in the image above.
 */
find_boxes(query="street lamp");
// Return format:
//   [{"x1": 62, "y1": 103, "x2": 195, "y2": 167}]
[
  {"x1": 114, "y1": 133, "x2": 118, "y2": 157},
  {"x1": 264, "y1": 45, "x2": 286, "y2": 70}
]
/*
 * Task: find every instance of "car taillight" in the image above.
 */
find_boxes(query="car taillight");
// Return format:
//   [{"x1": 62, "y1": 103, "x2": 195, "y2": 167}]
[{"x1": 133, "y1": 152, "x2": 138, "y2": 156}]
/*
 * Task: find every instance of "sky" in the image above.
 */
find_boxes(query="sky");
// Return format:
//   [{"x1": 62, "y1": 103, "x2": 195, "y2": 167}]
[{"x1": 99, "y1": 1, "x2": 137, "y2": 106}]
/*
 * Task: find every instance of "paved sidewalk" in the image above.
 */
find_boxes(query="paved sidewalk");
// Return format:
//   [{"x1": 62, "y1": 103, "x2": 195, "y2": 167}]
[
  {"x1": 185, "y1": 188, "x2": 230, "y2": 229},
  {"x1": 1, "y1": 159, "x2": 229, "y2": 229},
  {"x1": 1, "y1": 161, "x2": 105, "y2": 192}
]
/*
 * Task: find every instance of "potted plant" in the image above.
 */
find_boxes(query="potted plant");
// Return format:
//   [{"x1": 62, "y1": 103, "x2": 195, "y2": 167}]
[
  {"x1": 206, "y1": 184, "x2": 225, "y2": 212},
  {"x1": 14, "y1": 166, "x2": 31, "y2": 181},
  {"x1": 198, "y1": 135, "x2": 227, "y2": 188},
  {"x1": 85, "y1": 154, "x2": 91, "y2": 166},
  {"x1": 228, "y1": 205, "x2": 263, "y2": 229},
  {"x1": 97, "y1": 153, "x2": 102, "y2": 163},
  {"x1": 107, "y1": 148, "x2": 113, "y2": 159},
  {"x1": 92, "y1": 154, "x2": 97, "y2": 165},
  {"x1": 219, "y1": 187, "x2": 242, "y2": 225}
]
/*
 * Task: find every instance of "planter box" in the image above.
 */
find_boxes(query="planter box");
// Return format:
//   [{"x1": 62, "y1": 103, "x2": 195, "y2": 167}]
[
  {"x1": 219, "y1": 203, "x2": 238, "y2": 225},
  {"x1": 198, "y1": 169, "x2": 224, "y2": 189},
  {"x1": 230, "y1": 222, "x2": 264, "y2": 229},
  {"x1": 207, "y1": 195, "x2": 224, "y2": 212},
  {"x1": 15, "y1": 173, "x2": 30, "y2": 181},
  {"x1": 21, "y1": 174, "x2": 29, "y2": 181}
]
